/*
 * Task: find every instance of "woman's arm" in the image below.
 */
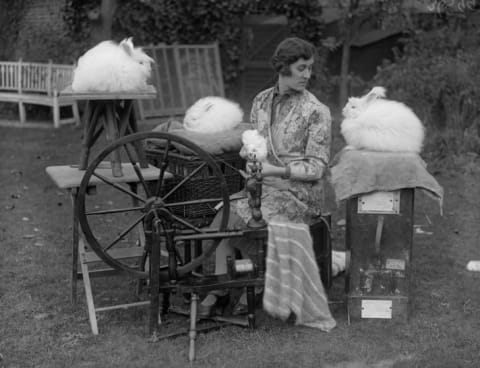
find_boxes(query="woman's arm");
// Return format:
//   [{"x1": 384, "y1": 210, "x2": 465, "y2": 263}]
[{"x1": 287, "y1": 106, "x2": 331, "y2": 181}]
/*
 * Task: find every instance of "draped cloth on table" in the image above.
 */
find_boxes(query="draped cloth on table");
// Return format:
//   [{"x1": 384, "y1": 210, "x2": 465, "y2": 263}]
[{"x1": 329, "y1": 149, "x2": 443, "y2": 214}]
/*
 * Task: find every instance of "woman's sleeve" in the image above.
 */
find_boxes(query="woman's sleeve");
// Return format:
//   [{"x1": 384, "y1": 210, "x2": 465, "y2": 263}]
[
  {"x1": 288, "y1": 106, "x2": 331, "y2": 181},
  {"x1": 249, "y1": 95, "x2": 260, "y2": 128}
]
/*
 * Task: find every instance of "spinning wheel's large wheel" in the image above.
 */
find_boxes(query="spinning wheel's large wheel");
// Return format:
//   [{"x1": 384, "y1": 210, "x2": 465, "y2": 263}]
[{"x1": 76, "y1": 131, "x2": 230, "y2": 279}]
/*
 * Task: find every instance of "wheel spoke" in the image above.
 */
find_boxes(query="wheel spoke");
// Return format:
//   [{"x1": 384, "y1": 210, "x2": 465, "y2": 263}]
[
  {"x1": 123, "y1": 142, "x2": 151, "y2": 197},
  {"x1": 92, "y1": 171, "x2": 146, "y2": 202},
  {"x1": 155, "y1": 140, "x2": 172, "y2": 197},
  {"x1": 163, "y1": 197, "x2": 224, "y2": 207},
  {"x1": 162, "y1": 162, "x2": 207, "y2": 201},
  {"x1": 104, "y1": 214, "x2": 146, "y2": 251},
  {"x1": 169, "y1": 213, "x2": 206, "y2": 233},
  {"x1": 85, "y1": 206, "x2": 144, "y2": 216}
]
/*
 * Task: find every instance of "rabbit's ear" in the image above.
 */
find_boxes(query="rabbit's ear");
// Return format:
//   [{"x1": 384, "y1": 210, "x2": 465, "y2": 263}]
[
  {"x1": 120, "y1": 38, "x2": 134, "y2": 56},
  {"x1": 364, "y1": 86, "x2": 386, "y2": 104},
  {"x1": 370, "y1": 86, "x2": 386, "y2": 97},
  {"x1": 124, "y1": 37, "x2": 134, "y2": 47}
]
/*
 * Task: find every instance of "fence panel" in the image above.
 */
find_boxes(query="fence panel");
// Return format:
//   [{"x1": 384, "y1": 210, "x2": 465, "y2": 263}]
[{"x1": 138, "y1": 43, "x2": 224, "y2": 120}]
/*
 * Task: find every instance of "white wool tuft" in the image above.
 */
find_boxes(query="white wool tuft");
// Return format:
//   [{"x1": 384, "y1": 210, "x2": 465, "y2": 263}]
[
  {"x1": 183, "y1": 96, "x2": 243, "y2": 134},
  {"x1": 240, "y1": 129, "x2": 268, "y2": 162}
]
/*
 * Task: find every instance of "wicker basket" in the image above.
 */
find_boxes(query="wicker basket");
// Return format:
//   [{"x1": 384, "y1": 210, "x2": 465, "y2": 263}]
[{"x1": 145, "y1": 145, "x2": 245, "y2": 220}]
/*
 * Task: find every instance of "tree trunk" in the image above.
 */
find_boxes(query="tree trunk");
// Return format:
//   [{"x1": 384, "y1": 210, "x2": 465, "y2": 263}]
[
  {"x1": 91, "y1": 0, "x2": 118, "y2": 44},
  {"x1": 338, "y1": 38, "x2": 351, "y2": 109},
  {"x1": 338, "y1": 0, "x2": 358, "y2": 109}
]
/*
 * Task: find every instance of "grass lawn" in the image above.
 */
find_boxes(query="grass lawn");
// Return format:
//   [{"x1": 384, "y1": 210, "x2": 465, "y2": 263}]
[{"x1": 1, "y1": 123, "x2": 480, "y2": 368}]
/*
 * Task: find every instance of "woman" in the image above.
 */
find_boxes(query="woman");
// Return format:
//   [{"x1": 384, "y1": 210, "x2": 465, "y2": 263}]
[{"x1": 198, "y1": 37, "x2": 332, "y2": 317}]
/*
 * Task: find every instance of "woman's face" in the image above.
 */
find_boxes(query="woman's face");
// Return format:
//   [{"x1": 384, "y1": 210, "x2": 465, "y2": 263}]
[{"x1": 280, "y1": 57, "x2": 314, "y2": 92}]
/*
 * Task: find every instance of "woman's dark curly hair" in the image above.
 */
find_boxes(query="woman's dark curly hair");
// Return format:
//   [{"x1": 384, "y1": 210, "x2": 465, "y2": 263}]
[{"x1": 271, "y1": 37, "x2": 315, "y2": 76}]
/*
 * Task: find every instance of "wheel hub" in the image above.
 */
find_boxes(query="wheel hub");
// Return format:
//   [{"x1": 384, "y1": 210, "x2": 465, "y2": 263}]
[{"x1": 144, "y1": 196, "x2": 166, "y2": 213}]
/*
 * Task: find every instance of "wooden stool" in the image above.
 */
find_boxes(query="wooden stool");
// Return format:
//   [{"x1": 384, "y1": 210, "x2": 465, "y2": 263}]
[
  {"x1": 345, "y1": 189, "x2": 414, "y2": 322},
  {"x1": 45, "y1": 163, "x2": 167, "y2": 334},
  {"x1": 60, "y1": 86, "x2": 157, "y2": 177}
]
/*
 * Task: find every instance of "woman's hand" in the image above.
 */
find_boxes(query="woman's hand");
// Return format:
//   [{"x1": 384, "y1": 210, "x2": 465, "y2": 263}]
[
  {"x1": 258, "y1": 161, "x2": 280, "y2": 177},
  {"x1": 244, "y1": 161, "x2": 287, "y2": 178}
]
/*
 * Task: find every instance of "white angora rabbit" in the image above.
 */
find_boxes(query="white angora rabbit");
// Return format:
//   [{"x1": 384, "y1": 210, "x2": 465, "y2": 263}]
[
  {"x1": 240, "y1": 129, "x2": 268, "y2": 162},
  {"x1": 71, "y1": 37, "x2": 154, "y2": 92},
  {"x1": 183, "y1": 96, "x2": 243, "y2": 134},
  {"x1": 341, "y1": 86, "x2": 425, "y2": 153}
]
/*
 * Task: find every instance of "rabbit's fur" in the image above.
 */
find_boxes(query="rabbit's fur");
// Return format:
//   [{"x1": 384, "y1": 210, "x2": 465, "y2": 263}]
[
  {"x1": 71, "y1": 38, "x2": 154, "y2": 92},
  {"x1": 240, "y1": 129, "x2": 268, "y2": 162},
  {"x1": 341, "y1": 86, "x2": 425, "y2": 153},
  {"x1": 183, "y1": 96, "x2": 243, "y2": 134}
]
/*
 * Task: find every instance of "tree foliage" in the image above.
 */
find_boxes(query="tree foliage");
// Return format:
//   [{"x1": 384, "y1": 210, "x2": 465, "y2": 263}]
[
  {"x1": 63, "y1": 0, "x2": 326, "y2": 90},
  {"x1": 0, "y1": 0, "x2": 27, "y2": 59},
  {"x1": 373, "y1": 12, "x2": 480, "y2": 155}
]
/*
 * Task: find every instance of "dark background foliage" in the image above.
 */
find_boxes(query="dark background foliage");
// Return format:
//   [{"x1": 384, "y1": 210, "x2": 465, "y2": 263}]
[{"x1": 62, "y1": 0, "x2": 326, "y2": 90}]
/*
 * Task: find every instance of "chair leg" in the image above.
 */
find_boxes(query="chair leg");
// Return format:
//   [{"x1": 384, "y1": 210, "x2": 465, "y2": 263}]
[
  {"x1": 18, "y1": 101, "x2": 26, "y2": 124},
  {"x1": 246, "y1": 286, "x2": 256, "y2": 329},
  {"x1": 71, "y1": 189, "x2": 79, "y2": 305},
  {"x1": 79, "y1": 238, "x2": 99, "y2": 335},
  {"x1": 189, "y1": 293, "x2": 199, "y2": 362},
  {"x1": 53, "y1": 98, "x2": 60, "y2": 128}
]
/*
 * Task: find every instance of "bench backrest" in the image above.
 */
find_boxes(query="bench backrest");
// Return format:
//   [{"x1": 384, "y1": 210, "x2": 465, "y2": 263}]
[{"x1": 0, "y1": 60, "x2": 74, "y2": 96}]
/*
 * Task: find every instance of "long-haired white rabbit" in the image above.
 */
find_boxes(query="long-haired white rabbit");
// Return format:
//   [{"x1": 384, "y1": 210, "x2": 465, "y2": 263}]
[
  {"x1": 183, "y1": 96, "x2": 244, "y2": 134},
  {"x1": 71, "y1": 37, "x2": 154, "y2": 92},
  {"x1": 341, "y1": 86, "x2": 425, "y2": 153},
  {"x1": 240, "y1": 129, "x2": 268, "y2": 162}
]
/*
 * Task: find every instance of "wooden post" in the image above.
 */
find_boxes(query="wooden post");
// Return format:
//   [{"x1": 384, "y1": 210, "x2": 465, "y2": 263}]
[
  {"x1": 213, "y1": 42, "x2": 225, "y2": 97},
  {"x1": 46, "y1": 60, "x2": 53, "y2": 96},
  {"x1": 17, "y1": 58, "x2": 22, "y2": 93},
  {"x1": 17, "y1": 58, "x2": 26, "y2": 124},
  {"x1": 188, "y1": 293, "x2": 199, "y2": 362},
  {"x1": 173, "y1": 45, "x2": 187, "y2": 110}
]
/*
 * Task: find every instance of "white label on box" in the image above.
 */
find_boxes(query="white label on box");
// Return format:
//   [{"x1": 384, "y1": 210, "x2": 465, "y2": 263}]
[
  {"x1": 385, "y1": 258, "x2": 406, "y2": 270},
  {"x1": 357, "y1": 191, "x2": 400, "y2": 214},
  {"x1": 361, "y1": 299, "x2": 392, "y2": 319}
]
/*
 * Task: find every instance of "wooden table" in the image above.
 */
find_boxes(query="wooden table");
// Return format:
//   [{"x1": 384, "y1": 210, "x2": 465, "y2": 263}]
[{"x1": 61, "y1": 86, "x2": 157, "y2": 177}]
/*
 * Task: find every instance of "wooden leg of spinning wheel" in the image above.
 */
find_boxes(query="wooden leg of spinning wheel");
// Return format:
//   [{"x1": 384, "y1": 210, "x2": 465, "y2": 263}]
[
  {"x1": 189, "y1": 293, "x2": 199, "y2": 362},
  {"x1": 149, "y1": 221, "x2": 161, "y2": 337},
  {"x1": 161, "y1": 292, "x2": 170, "y2": 317},
  {"x1": 246, "y1": 286, "x2": 256, "y2": 330}
]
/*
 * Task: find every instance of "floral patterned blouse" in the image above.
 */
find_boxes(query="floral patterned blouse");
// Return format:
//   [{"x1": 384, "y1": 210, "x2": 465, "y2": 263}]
[{"x1": 231, "y1": 85, "x2": 332, "y2": 225}]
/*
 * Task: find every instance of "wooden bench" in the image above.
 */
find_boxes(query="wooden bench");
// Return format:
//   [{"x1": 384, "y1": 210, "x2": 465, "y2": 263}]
[{"x1": 0, "y1": 59, "x2": 81, "y2": 128}]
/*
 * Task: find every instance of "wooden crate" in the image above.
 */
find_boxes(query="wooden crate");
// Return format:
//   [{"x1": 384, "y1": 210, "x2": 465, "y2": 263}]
[{"x1": 345, "y1": 189, "x2": 414, "y2": 322}]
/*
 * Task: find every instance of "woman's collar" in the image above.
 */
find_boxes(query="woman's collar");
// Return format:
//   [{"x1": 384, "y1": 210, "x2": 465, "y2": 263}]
[{"x1": 273, "y1": 83, "x2": 301, "y2": 97}]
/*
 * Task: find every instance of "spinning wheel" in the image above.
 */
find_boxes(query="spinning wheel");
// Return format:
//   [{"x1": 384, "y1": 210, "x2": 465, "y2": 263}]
[
  {"x1": 76, "y1": 131, "x2": 268, "y2": 361},
  {"x1": 76, "y1": 131, "x2": 231, "y2": 279}
]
